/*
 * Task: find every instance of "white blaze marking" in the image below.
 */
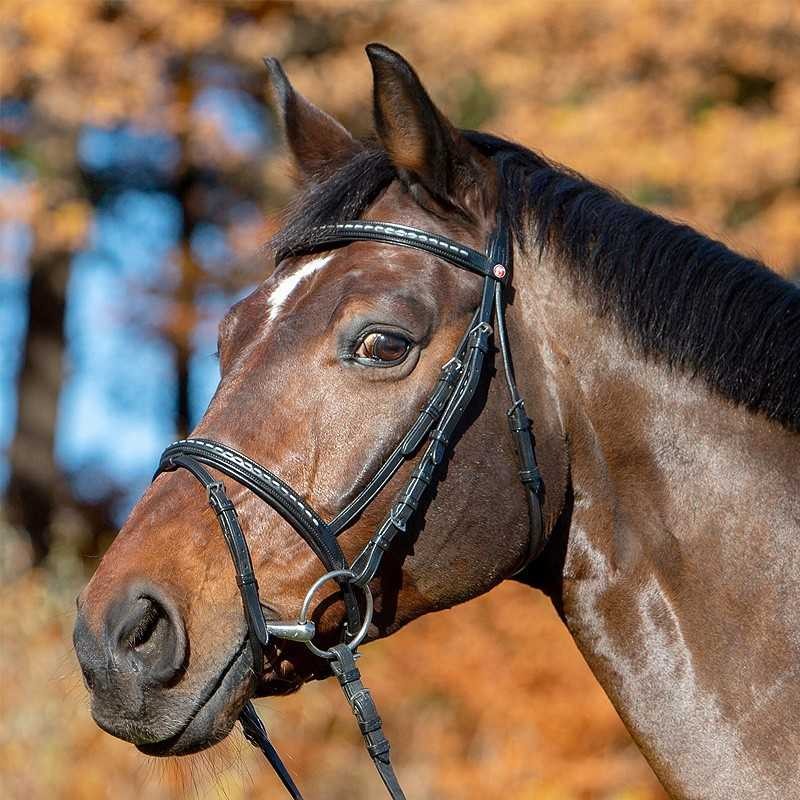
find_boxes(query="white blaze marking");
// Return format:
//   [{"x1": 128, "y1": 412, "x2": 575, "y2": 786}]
[{"x1": 267, "y1": 254, "x2": 333, "y2": 322}]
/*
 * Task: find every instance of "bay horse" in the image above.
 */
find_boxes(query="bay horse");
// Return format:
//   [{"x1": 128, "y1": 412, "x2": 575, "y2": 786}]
[{"x1": 74, "y1": 45, "x2": 800, "y2": 799}]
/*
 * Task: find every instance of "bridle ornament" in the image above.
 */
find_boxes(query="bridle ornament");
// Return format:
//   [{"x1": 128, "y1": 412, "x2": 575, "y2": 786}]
[{"x1": 154, "y1": 215, "x2": 545, "y2": 799}]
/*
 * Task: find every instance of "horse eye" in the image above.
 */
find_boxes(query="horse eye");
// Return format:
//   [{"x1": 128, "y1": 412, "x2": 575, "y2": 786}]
[{"x1": 355, "y1": 332, "x2": 411, "y2": 364}]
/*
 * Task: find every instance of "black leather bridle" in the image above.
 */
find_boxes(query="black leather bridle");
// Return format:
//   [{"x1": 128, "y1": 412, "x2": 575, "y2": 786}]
[{"x1": 154, "y1": 216, "x2": 544, "y2": 799}]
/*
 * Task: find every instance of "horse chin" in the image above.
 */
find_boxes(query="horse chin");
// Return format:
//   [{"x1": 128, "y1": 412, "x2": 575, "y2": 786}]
[
  {"x1": 137, "y1": 649, "x2": 312, "y2": 757},
  {"x1": 137, "y1": 645, "x2": 255, "y2": 757}
]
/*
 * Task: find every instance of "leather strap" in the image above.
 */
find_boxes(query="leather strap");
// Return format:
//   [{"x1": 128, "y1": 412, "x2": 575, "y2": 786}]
[
  {"x1": 494, "y1": 280, "x2": 545, "y2": 568},
  {"x1": 328, "y1": 319, "x2": 472, "y2": 535},
  {"x1": 350, "y1": 278, "x2": 497, "y2": 586},
  {"x1": 154, "y1": 454, "x2": 268, "y2": 671},
  {"x1": 158, "y1": 440, "x2": 333, "y2": 561},
  {"x1": 277, "y1": 221, "x2": 508, "y2": 284},
  {"x1": 155, "y1": 440, "x2": 363, "y2": 637},
  {"x1": 240, "y1": 701, "x2": 304, "y2": 800},
  {"x1": 329, "y1": 644, "x2": 406, "y2": 800}
]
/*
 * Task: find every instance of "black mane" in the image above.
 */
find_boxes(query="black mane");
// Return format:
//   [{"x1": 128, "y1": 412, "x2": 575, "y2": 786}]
[{"x1": 274, "y1": 134, "x2": 800, "y2": 431}]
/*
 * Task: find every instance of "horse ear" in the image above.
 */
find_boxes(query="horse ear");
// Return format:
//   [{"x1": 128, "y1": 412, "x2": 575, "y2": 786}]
[
  {"x1": 264, "y1": 57, "x2": 362, "y2": 183},
  {"x1": 366, "y1": 43, "x2": 490, "y2": 215}
]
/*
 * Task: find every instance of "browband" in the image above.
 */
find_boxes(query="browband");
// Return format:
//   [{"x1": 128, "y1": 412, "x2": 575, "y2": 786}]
[{"x1": 277, "y1": 221, "x2": 509, "y2": 283}]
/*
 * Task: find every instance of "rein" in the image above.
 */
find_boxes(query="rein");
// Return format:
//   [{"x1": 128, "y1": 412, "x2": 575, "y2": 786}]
[{"x1": 154, "y1": 216, "x2": 544, "y2": 799}]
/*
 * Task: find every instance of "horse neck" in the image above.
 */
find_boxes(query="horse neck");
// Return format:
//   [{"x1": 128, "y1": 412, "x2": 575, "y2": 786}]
[{"x1": 510, "y1": 250, "x2": 800, "y2": 798}]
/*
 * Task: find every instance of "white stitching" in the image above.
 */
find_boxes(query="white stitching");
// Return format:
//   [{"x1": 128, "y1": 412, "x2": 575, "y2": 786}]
[
  {"x1": 171, "y1": 439, "x2": 321, "y2": 525},
  {"x1": 323, "y1": 223, "x2": 478, "y2": 264}
]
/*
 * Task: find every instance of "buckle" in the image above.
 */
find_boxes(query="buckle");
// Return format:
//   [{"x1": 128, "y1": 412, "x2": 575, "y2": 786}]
[
  {"x1": 206, "y1": 480, "x2": 225, "y2": 502},
  {"x1": 470, "y1": 321, "x2": 493, "y2": 337}
]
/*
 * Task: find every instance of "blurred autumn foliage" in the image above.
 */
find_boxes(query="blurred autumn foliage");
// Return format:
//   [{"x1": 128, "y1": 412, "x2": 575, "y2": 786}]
[
  {"x1": 1, "y1": 1, "x2": 798, "y2": 798},
  {"x1": 3, "y1": 1, "x2": 799, "y2": 272}
]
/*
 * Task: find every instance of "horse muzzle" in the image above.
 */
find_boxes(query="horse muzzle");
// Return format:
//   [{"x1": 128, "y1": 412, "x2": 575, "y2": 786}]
[{"x1": 73, "y1": 580, "x2": 253, "y2": 754}]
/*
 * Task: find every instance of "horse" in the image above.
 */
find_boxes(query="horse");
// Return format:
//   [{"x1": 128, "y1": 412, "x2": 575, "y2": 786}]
[{"x1": 73, "y1": 44, "x2": 800, "y2": 799}]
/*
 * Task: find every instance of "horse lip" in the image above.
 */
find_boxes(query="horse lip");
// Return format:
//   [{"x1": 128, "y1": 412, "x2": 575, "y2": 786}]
[
  {"x1": 254, "y1": 670, "x2": 304, "y2": 697},
  {"x1": 137, "y1": 642, "x2": 252, "y2": 756},
  {"x1": 134, "y1": 630, "x2": 312, "y2": 756}
]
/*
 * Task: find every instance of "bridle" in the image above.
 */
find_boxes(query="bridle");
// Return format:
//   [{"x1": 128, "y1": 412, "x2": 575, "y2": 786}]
[{"x1": 154, "y1": 214, "x2": 545, "y2": 799}]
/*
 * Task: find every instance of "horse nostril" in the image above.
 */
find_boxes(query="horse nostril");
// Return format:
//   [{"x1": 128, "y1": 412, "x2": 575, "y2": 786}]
[
  {"x1": 110, "y1": 587, "x2": 187, "y2": 686},
  {"x1": 127, "y1": 597, "x2": 166, "y2": 655},
  {"x1": 81, "y1": 663, "x2": 95, "y2": 690}
]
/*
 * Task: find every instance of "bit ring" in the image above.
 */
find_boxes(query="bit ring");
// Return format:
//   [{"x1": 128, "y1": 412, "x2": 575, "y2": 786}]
[{"x1": 298, "y1": 569, "x2": 373, "y2": 659}]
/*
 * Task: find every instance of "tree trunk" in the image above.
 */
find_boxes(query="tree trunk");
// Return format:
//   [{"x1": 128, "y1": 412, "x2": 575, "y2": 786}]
[{"x1": 6, "y1": 249, "x2": 70, "y2": 563}]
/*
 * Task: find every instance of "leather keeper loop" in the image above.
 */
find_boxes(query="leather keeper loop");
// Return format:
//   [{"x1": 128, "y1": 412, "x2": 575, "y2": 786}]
[
  {"x1": 336, "y1": 667, "x2": 360, "y2": 685},
  {"x1": 422, "y1": 396, "x2": 446, "y2": 418},
  {"x1": 359, "y1": 718, "x2": 383, "y2": 735},
  {"x1": 519, "y1": 466, "x2": 543, "y2": 490},
  {"x1": 212, "y1": 498, "x2": 236, "y2": 515},
  {"x1": 410, "y1": 464, "x2": 431, "y2": 483},
  {"x1": 394, "y1": 496, "x2": 418, "y2": 517},
  {"x1": 236, "y1": 572, "x2": 257, "y2": 588},
  {"x1": 367, "y1": 741, "x2": 391, "y2": 759},
  {"x1": 473, "y1": 337, "x2": 490, "y2": 354},
  {"x1": 389, "y1": 507, "x2": 407, "y2": 531},
  {"x1": 507, "y1": 405, "x2": 531, "y2": 434}
]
